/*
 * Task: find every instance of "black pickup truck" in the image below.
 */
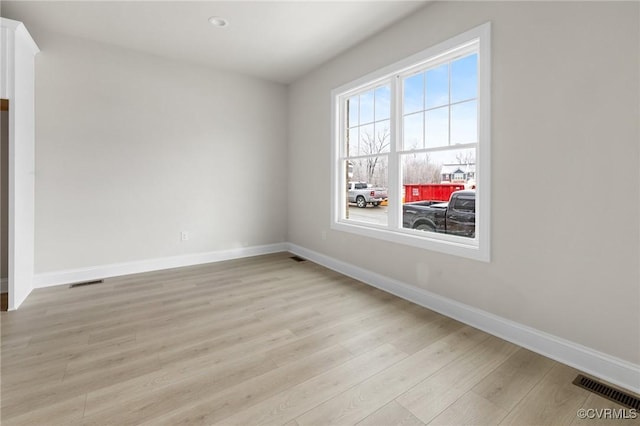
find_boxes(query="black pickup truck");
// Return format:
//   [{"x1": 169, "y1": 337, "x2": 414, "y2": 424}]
[{"x1": 402, "y1": 190, "x2": 475, "y2": 238}]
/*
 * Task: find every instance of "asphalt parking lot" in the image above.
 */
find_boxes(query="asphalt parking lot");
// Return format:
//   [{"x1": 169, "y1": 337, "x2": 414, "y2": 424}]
[{"x1": 346, "y1": 204, "x2": 388, "y2": 225}]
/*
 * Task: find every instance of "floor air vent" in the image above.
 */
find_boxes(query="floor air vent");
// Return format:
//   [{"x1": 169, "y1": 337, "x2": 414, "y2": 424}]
[
  {"x1": 289, "y1": 255, "x2": 307, "y2": 262},
  {"x1": 573, "y1": 374, "x2": 640, "y2": 410},
  {"x1": 70, "y1": 279, "x2": 104, "y2": 288}
]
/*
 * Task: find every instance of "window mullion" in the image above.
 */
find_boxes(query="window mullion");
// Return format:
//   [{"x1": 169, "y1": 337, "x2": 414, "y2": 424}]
[
  {"x1": 387, "y1": 76, "x2": 400, "y2": 230},
  {"x1": 448, "y1": 59, "x2": 452, "y2": 147}
]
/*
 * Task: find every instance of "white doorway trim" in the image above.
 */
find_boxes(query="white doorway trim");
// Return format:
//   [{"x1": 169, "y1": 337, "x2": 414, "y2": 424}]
[{"x1": 1, "y1": 18, "x2": 39, "y2": 310}]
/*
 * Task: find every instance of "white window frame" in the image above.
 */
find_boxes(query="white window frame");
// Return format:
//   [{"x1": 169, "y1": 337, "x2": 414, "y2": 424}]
[{"x1": 330, "y1": 23, "x2": 491, "y2": 262}]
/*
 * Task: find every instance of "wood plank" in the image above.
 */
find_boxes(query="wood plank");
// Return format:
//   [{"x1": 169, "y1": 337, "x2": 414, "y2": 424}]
[
  {"x1": 2, "y1": 348, "x2": 162, "y2": 419},
  {"x1": 500, "y1": 363, "x2": 590, "y2": 425},
  {"x1": 295, "y1": 326, "x2": 490, "y2": 426},
  {"x1": 327, "y1": 310, "x2": 428, "y2": 356},
  {"x1": 134, "y1": 344, "x2": 354, "y2": 425},
  {"x1": 83, "y1": 347, "x2": 280, "y2": 419},
  {"x1": 0, "y1": 394, "x2": 86, "y2": 426},
  {"x1": 395, "y1": 336, "x2": 519, "y2": 424},
  {"x1": 356, "y1": 400, "x2": 425, "y2": 426},
  {"x1": 389, "y1": 314, "x2": 464, "y2": 355},
  {"x1": 216, "y1": 344, "x2": 408, "y2": 425},
  {"x1": 263, "y1": 306, "x2": 404, "y2": 367},
  {"x1": 428, "y1": 391, "x2": 508, "y2": 425},
  {"x1": 471, "y1": 347, "x2": 555, "y2": 411}
]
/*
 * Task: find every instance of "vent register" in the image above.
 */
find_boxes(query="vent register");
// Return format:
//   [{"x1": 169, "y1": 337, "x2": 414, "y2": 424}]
[
  {"x1": 69, "y1": 280, "x2": 103, "y2": 288},
  {"x1": 573, "y1": 374, "x2": 640, "y2": 410}
]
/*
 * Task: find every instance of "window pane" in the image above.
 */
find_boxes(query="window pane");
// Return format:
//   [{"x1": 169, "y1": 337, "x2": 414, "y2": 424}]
[
  {"x1": 403, "y1": 73, "x2": 424, "y2": 114},
  {"x1": 358, "y1": 123, "x2": 374, "y2": 156},
  {"x1": 375, "y1": 85, "x2": 391, "y2": 121},
  {"x1": 426, "y1": 63, "x2": 449, "y2": 109},
  {"x1": 403, "y1": 112, "x2": 423, "y2": 151},
  {"x1": 347, "y1": 127, "x2": 359, "y2": 157},
  {"x1": 401, "y1": 152, "x2": 442, "y2": 185},
  {"x1": 348, "y1": 159, "x2": 365, "y2": 183},
  {"x1": 374, "y1": 120, "x2": 391, "y2": 154},
  {"x1": 346, "y1": 160, "x2": 354, "y2": 181},
  {"x1": 452, "y1": 196, "x2": 475, "y2": 213},
  {"x1": 425, "y1": 107, "x2": 449, "y2": 148},
  {"x1": 346, "y1": 156, "x2": 388, "y2": 226},
  {"x1": 349, "y1": 156, "x2": 388, "y2": 190},
  {"x1": 430, "y1": 147, "x2": 475, "y2": 165},
  {"x1": 348, "y1": 96, "x2": 359, "y2": 127},
  {"x1": 451, "y1": 100, "x2": 477, "y2": 144},
  {"x1": 402, "y1": 149, "x2": 476, "y2": 238},
  {"x1": 437, "y1": 148, "x2": 476, "y2": 185},
  {"x1": 451, "y1": 54, "x2": 477, "y2": 103},
  {"x1": 359, "y1": 90, "x2": 374, "y2": 124}
]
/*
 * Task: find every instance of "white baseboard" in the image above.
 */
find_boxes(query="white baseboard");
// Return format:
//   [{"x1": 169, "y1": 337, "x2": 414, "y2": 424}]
[
  {"x1": 1, "y1": 277, "x2": 7, "y2": 293},
  {"x1": 33, "y1": 243, "x2": 288, "y2": 288},
  {"x1": 287, "y1": 243, "x2": 640, "y2": 395}
]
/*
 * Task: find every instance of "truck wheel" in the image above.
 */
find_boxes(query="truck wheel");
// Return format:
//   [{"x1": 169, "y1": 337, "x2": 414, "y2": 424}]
[
  {"x1": 356, "y1": 196, "x2": 367, "y2": 208},
  {"x1": 372, "y1": 202, "x2": 380, "y2": 207},
  {"x1": 415, "y1": 223, "x2": 435, "y2": 232}
]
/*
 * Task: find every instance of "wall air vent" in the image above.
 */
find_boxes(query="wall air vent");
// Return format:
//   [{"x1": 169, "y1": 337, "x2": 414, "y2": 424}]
[
  {"x1": 573, "y1": 374, "x2": 640, "y2": 410},
  {"x1": 70, "y1": 279, "x2": 104, "y2": 288}
]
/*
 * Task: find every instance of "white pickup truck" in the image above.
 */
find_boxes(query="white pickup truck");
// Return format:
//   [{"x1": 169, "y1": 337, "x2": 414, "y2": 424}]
[{"x1": 348, "y1": 182, "x2": 388, "y2": 208}]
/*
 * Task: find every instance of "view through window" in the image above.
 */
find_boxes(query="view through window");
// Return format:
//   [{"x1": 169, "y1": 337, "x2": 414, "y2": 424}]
[{"x1": 333, "y1": 24, "x2": 490, "y2": 261}]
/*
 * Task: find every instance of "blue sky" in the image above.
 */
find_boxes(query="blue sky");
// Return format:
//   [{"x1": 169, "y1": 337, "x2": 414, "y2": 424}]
[
  {"x1": 402, "y1": 53, "x2": 478, "y2": 152},
  {"x1": 348, "y1": 52, "x2": 478, "y2": 163}
]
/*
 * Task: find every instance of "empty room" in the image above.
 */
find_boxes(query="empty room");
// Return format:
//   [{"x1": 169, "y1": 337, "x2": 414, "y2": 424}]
[{"x1": 1, "y1": 1, "x2": 639, "y2": 425}]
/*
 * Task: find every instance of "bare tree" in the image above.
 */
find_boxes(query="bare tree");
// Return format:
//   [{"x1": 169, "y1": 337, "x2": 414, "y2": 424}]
[
  {"x1": 361, "y1": 127, "x2": 390, "y2": 184},
  {"x1": 402, "y1": 153, "x2": 442, "y2": 185},
  {"x1": 455, "y1": 150, "x2": 475, "y2": 165}
]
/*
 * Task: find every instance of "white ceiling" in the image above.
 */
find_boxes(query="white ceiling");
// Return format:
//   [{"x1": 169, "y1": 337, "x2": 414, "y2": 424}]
[{"x1": 2, "y1": 1, "x2": 430, "y2": 84}]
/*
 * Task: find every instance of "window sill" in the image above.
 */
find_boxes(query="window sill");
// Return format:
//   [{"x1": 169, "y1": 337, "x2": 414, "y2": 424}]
[{"x1": 331, "y1": 220, "x2": 490, "y2": 262}]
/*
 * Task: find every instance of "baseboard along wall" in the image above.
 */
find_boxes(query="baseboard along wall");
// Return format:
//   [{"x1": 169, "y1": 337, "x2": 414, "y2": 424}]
[{"x1": 33, "y1": 243, "x2": 288, "y2": 288}]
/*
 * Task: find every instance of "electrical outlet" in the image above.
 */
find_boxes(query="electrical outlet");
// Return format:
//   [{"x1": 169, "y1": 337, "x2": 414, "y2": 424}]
[{"x1": 181, "y1": 231, "x2": 189, "y2": 241}]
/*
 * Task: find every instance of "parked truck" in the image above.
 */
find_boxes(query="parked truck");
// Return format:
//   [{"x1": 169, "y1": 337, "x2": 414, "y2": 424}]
[
  {"x1": 348, "y1": 182, "x2": 388, "y2": 208},
  {"x1": 402, "y1": 190, "x2": 475, "y2": 238}
]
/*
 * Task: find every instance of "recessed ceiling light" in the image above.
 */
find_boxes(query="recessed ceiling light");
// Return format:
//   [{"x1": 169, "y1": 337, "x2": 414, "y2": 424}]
[{"x1": 208, "y1": 16, "x2": 228, "y2": 28}]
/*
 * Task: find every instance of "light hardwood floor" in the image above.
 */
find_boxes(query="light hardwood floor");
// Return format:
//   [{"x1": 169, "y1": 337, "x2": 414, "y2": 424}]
[{"x1": 1, "y1": 253, "x2": 637, "y2": 425}]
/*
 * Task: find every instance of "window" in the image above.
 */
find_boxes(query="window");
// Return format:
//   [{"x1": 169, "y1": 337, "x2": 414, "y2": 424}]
[
  {"x1": 331, "y1": 23, "x2": 490, "y2": 261},
  {"x1": 452, "y1": 196, "x2": 475, "y2": 213}
]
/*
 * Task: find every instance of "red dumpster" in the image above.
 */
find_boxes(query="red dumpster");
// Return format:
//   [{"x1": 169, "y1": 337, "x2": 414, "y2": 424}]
[{"x1": 404, "y1": 183, "x2": 466, "y2": 203}]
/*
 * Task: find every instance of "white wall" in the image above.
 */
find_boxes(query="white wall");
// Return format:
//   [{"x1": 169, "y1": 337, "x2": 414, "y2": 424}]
[
  {"x1": 288, "y1": 1, "x2": 640, "y2": 367},
  {"x1": 31, "y1": 30, "x2": 288, "y2": 275}
]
